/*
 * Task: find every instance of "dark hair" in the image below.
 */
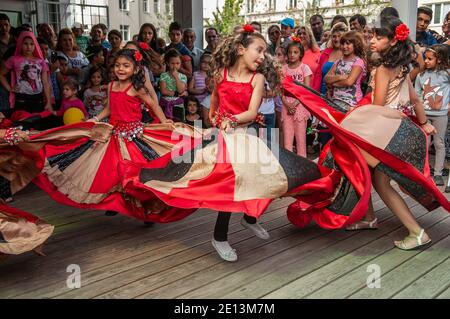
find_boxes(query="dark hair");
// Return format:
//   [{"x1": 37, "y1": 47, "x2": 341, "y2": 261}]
[
  {"x1": 97, "y1": 23, "x2": 108, "y2": 34},
  {"x1": 138, "y1": 23, "x2": 158, "y2": 51},
  {"x1": 115, "y1": 48, "x2": 147, "y2": 93},
  {"x1": 331, "y1": 15, "x2": 348, "y2": 27},
  {"x1": 286, "y1": 40, "x2": 305, "y2": 60},
  {"x1": 164, "y1": 48, "x2": 182, "y2": 65},
  {"x1": 36, "y1": 37, "x2": 49, "y2": 46},
  {"x1": 268, "y1": 24, "x2": 281, "y2": 34},
  {"x1": 350, "y1": 14, "x2": 367, "y2": 28},
  {"x1": 0, "y1": 13, "x2": 10, "y2": 22},
  {"x1": 125, "y1": 40, "x2": 163, "y2": 70},
  {"x1": 85, "y1": 45, "x2": 104, "y2": 63},
  {"x1": 418, "y1": 6, "x2": 433, "y2": 20},
  {"x1": 373, "y1": 17, "x2": 415, "y2": 71},
  {"x1": 56, "y1": 28, "x2": 80, "y2": 51},
  {"x1": 425, "y1": 44, "x2": 450, "y2": 71},
  {"x1": 200, "y1": 52, "x2": 212, "y2": 63},
  {"x1": 340, "y1": 30, "x2": 366, "y2": 61},
  {"x1": 310, "y1": 14, "x2": 324, "y2": 24},
  {"x1": 205, "y1": 27, "x2": 218, "y2": 37},
  {"x1": 88, "y1": 65, "x2": 105, "y2": 84},
  {"x1": 61, "y1": 78, "x2": 78, "y2": 91},
  {"x1": 108, "y1": 29, "x2": 122, "y2": 40},
  {"x1": 169, "y1": 22, "x2": 183, "y2": 33},
  {"x1": 380, "y1": 7, "x2": 399, "y2": 19},
  {"x1": 184, "y1": 96, "x2": 201, "y2": 114},
  {"x1": 91, "y1": 24, "x2": 104, "y2": 35},
  {"x1": 250, "y1": 21, "x2": 262, "y2": 31}
]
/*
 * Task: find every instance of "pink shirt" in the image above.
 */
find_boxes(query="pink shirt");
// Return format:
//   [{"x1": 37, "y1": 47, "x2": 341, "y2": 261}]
[
  {"x1": 282, "y1": 63, "x2": 312, "y2": 121},
  {"x1": 58, "y1": 98, "x2": 88, "y2": 118},
  {"x1": 302, "y1": 49, "x2": 321, "y2": 83},
  {"x1": 5, "y1": 56, "x2": 49, "y2": 95}
]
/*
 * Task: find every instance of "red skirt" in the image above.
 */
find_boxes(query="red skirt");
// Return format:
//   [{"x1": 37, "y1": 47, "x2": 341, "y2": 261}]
[{"x1": 0, "y1": 202, "x2": 53, "y2": 256}]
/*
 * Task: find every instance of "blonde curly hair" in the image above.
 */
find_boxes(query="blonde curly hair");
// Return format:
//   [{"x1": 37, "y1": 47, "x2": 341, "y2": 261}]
[{"x1": 210, "y1": 28, "x2": 281, "y2": 92}]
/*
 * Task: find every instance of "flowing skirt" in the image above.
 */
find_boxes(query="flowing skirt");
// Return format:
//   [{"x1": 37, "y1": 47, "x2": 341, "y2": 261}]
[{"x1": 0, "y1": 202, "x2": 53, "y2": 256}]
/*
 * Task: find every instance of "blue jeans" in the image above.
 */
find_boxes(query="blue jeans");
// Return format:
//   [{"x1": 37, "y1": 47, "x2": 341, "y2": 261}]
[{"x1": 259, "y1": 113, "x2": 276, "y2": 148}]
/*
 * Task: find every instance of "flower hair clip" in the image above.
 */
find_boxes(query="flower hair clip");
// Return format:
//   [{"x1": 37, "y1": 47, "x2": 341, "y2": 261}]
[
  {"x1": 291, "y1": 36, "x2": 302, "y2": 43},
  {"x1": 139, "y1": 42, "x2": 150, "y2": 50},
  {"x1": 394, "y1": 23, "x2": 410, "y2": 42},
  {"x1": 243, "y1": 24, "x2": 255, "y2": 34},
  {"x1": 134, "y1": 50, "x2": 143, "y2": 62}
]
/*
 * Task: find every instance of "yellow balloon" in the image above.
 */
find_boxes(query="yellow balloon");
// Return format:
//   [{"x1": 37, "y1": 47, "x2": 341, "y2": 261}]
[{"x1": 63, "y1": 107, "x2": 85, "y2": 125}]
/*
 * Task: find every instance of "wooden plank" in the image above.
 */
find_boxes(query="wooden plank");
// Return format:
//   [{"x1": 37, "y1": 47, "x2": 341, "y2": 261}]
[
  {"x1": 303, "y1": 217, "x2": 450, "y2": 299},
  {"x1": 221, "y1": 203, "x2": 437, "y2": 299},
  {"x1": 264, "y1": 212, "x2": 449, "y2": 299},
  {"x1": 4, "y1": 202, "x2": 291, "y2": 298},
  {"x1": 393, "y1": 256, "x2": 450, "y2": 299},
  {"x1": 29, "y1": 209, "x2": 291, "y2": 299},
  {"x1": 349, "y1": 227, "x2": 450, "y2": 299},
  {"x1": 136, "y1": 200, "x2": 406, "y2": 299},
  {"x1": 436, "y1": 285, "x2": 450, "y2": 299}
]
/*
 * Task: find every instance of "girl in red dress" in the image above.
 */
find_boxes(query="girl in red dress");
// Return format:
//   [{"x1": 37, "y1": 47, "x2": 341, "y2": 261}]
[{"x1": 1, "y1": 49, "x2": 196, "y2": 223}]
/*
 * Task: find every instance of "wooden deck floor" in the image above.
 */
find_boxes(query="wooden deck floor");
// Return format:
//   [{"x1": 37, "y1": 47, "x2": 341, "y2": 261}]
[{"x1": 1, "y1": 184, "x2": 449, "y2": 299}]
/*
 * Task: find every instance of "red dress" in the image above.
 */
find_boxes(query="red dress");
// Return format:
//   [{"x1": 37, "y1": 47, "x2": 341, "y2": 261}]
[
  {"x1": 123, "y1": 69, "x2": 328, "y2": 219},
  {"x1": 216, "y1": 68, "x2": 256, "y2": 115},
  {"x1": 1, "y1": 82, "x2": 196, "y2": 222}
]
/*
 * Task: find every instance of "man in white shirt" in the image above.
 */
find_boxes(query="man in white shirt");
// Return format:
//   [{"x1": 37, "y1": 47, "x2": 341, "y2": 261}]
[{"x1": 183, "y1": 28, "x2": 204, "y2": 71}]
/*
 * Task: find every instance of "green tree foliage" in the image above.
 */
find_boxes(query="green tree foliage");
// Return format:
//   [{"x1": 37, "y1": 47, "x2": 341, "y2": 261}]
[{"x1": 205, "y1": 0, "x2": 245, "y2": 36}]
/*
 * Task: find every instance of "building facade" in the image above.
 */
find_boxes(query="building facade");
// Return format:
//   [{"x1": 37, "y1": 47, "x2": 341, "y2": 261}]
[{"x1": 0, "y1": 0, "x2": 174, "y2": 42}]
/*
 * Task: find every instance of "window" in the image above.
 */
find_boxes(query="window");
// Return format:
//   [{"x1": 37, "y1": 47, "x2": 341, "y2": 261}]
[
  {"x1": 428, "y1": 3, "x2": 450, "y2": 25},
  {"x1": 247, "y1": 0, "x2": 255, "y2": 13},
  {"x1": 120, "y1": 25, "x2": 130, "y2": 41},
  {"x1": 143, "y1": 0, "x2": 149, "y2": 13},
  {"x1": 119, "y1": 0, "x2": 129, "y2": 11},
  {"x1": 289, "y1": 0, "x2": 298, "y2": 9},
  {"x1": 154, "y1": 0, "x2": 160, "y2": 13},
  {"x1": 268, "y1": 0, "x2": 276, "y2": 11},
  {"x1": 165, "y1": 0, "x2": 172, "y2": 15},
  {"x1": 434, "y1": 3, "x2": 442, "y2": 24}
]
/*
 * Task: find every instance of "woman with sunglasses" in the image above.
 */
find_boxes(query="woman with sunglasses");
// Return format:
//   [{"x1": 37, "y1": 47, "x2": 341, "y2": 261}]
[{"x1": 267, "y1": 25, "x2": 281, "y2": 56}]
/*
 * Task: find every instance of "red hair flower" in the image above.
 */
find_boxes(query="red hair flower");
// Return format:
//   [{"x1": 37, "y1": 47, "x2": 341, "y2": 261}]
[
  {"x1": 139, "y1": 42, "x2": 150, "y2": 50},
  {"x1": 291, "y1": 36, "x2": 302, "y2": 43},
  {"x1": 243, "y1": 24, "x2": 255, "y2": 33},
  {"x1": 394, "y1": 23, "x2": 410, "y2": 42},
  {"x1": 134, "y1": 50, "x2": 143, "y2": 62}
]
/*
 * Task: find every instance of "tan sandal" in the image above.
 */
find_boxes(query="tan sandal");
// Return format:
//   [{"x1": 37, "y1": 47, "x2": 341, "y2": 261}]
[
  {"x1": 346, "y1": 218, "x2": 378, "y2": 231},
  {"x1": 394, "y1": 229, "x2": 431, "y2": 250}
]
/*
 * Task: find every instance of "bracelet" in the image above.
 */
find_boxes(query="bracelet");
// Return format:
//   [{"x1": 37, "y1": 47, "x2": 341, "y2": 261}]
[
  {"x1": 418, "y1": 119, "x2": 428, "y2": 126},
  {"x1": 212, "y1": 111, "x2": 238, "y2": 129},
  {"x1": 3, "y1": 127, "x2": 22, "y2": 145}
]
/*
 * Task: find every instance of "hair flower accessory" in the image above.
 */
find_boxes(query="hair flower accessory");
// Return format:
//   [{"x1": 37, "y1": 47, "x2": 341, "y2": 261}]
[
  {"x1": 291, "y1": 35, "x2": 302, "y2": 43},
  {"x1": 394, "y1": 23, "x2": 410, "y2": 42},
  {"x1": 243, "y1": 24, "x2": 255, "y2": 33},
  {"x1": 134, "y1": 51, "x2": 143, "y2": 62},
  {"x1": 139, "y1": 42, "x2": 150, "y2": 50}
]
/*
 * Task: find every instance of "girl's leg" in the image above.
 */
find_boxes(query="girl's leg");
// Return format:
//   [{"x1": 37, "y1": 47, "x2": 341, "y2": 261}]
[
  {"x1": 282, "y1": 114, "x2": 295, "y2": 152},
  {"x1": 212, "y1": 212, "x2": 237, "y2": 262},
  {"x1": 213, "y1": 211, "x2": 232, "y2": 241},
  {"x1": 241, "y1": 214, "x2": 270, "y2": 239},
  {"x1": 275, "y1": 109, "x2": 283, "y2": 146},
  {"x1": 372, "y1": 169, "x2": 430, "y2": 248},
  {"x1": 429, "y1": 116, "x2": 448, "y2": 184},
  {"x1": 294, "y1": 119, "x2": 307, "y2": 157}
]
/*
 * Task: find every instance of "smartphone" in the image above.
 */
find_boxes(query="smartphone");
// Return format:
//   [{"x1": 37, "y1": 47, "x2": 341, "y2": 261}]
[{"x1": 50, "y1": 51, "x2": 58, "y2": 63}]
